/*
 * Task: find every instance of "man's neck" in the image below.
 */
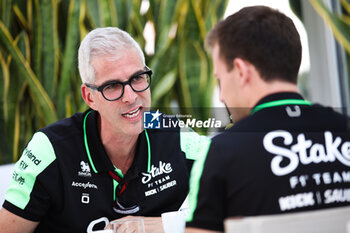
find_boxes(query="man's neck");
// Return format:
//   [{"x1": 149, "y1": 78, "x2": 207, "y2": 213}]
[
  {"x1": 98, "y1": 118, "x2": 140, "y2": 175},
  {"x1": 250, "y1": 80, "x2": 299, "y2": 107},
  {"x1": 103, "y1": 134, "x2": 138, "y2": 175},
  {"x1": 232, "y1": 80, "x2": 299, "y2": 122}
]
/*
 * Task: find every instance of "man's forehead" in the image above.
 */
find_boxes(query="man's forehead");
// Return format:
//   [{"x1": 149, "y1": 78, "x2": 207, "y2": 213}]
[{"x1": 92, "y1": 57, "x2": 144, "y2": 82}]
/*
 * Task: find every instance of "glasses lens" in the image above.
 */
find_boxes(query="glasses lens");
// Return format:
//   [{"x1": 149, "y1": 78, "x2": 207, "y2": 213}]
[
  {"x1": 130, "y1": 73, "x2": 151, "y2": 91},
  {"x1": 102, "y1": 83, "x2": 123, "y2": 100}
]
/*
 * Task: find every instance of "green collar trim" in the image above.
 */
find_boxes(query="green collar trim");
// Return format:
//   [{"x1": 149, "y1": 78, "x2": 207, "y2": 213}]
[
  {"x1": 144, "y1": 129, "x2": 151, "y2": 173},
  {"x1": 83, "y1": 110, "x2": 98, "y2": 173},
  {"x1": 83, "y1": 110, "x2": 152, "y2": 174},
  {"x1": 251, "y1": 99, "x2": 312, "y2": 115}
]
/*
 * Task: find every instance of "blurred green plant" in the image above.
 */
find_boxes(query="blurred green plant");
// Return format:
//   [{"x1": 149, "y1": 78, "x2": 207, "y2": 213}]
[
  {"x1": 308, "y1": 0, "x2": 350, "y2": 54},
  {"x1": 307, "y1": 0, "x2": 350, "y2": 108},
  {"x1": 0, "y1": 0, "x2": 228, "y2": 164},
  {"x1": 290, "y1": 0, "x2": 350, "y2": 100}
]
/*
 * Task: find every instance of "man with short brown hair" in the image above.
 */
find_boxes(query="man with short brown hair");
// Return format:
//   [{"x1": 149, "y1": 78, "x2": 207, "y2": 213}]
[{"x1": 186, "y1": 6, "x2": 350, "y2": 233}]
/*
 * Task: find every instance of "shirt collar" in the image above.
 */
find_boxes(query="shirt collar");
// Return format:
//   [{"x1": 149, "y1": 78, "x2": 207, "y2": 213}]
[
  {"x1": 83, "y1": 109, "x2": 149, "y2": 175},
  {"x1": 250, "y1": 92, "x2": 310, "y2": 115},
  {"x1": 253, "y1": 92, "x2": 304, "y2": 108}
]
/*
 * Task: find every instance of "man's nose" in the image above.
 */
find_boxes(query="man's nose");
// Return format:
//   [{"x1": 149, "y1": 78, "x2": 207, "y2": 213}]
[{"x1": 122, "y1": 84, "x2": 137, "y2": 103}]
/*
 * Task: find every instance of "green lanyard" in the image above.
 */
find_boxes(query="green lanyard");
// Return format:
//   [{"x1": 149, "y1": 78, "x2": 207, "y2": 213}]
[{"x1": 251, "y1": 99, "x2": 312, "y2": 115}]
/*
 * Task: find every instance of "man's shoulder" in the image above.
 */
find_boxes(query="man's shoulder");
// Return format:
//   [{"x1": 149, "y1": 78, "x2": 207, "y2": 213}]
[
  {"x1": 210, "y1": 127, "x2": 256, "y2": 156},
  {"x1": 39, "y1": 111, "x2": 86, "y2": 142},
  {"x1": 311, "y1": 103, "x2": 350, "y2": 122},
  {"x1": 235, "y1": 103, "x2": 350, "y2": 132},
  {"x1": 210, "y1": 104, "x2": 350, "y2": 143}
]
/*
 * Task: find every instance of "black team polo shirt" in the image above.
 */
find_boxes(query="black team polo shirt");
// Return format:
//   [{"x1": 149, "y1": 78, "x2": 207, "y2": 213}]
[
  {"x1": 4, "y1": 109, "x2": 210, "y2": 233},
  {"x1": 186, "y1": 92, "x2": 350, "y2": 231}
]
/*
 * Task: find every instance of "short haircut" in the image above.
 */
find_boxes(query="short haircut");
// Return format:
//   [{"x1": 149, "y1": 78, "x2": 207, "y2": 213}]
[
  {"x1": 206, "y1": 6, "x2": 302, "y2": 84},
  {"x1": 78, "y1": 27, "x2": 145, "y2": 84}
]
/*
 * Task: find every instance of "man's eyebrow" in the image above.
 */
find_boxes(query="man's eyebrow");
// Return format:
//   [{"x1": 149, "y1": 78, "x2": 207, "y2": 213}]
[
  {"x1": 99, "y1": 68, "x2": 145, "y2": 86},
  {"x1": 130, "y1": 68, "x2": 146, "y2": 77}
]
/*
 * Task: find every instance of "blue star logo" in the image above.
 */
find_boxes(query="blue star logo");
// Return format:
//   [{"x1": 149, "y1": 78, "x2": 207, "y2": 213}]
[
  {"x1": 143, "y1": 109, "x2": 162, "y2": 129},
  {"x1": 150, "y1": 110, "x2": 162, "y2": 122}
]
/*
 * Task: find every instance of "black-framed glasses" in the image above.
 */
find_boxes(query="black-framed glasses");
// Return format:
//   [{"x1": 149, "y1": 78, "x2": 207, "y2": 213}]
[{"x1": 85, "y1": 66, "x2": 152, "y2": 101}]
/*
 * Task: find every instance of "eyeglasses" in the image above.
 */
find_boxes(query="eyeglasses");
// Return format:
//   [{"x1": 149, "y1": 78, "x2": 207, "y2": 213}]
[{"x1": 85, "y1": 66, "x2": 152, "y2": 101}]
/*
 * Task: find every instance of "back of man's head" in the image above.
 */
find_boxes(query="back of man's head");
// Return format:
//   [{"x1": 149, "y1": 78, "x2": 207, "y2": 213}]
[
  {"x1": 206, "y1": 6, "x2": 302, "y2": 84},
  {"x1": 78, "y1": 27, "x2": 145, "y2": 84}
]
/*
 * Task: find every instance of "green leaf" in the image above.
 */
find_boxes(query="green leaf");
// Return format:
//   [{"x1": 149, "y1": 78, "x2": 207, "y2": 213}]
[
  {"x1": 40, "y1": 0, "x2": 59, "y2": 99},
  {"x1": 340, "y1": 0, "x2": 350, "y2": 16},
  {"x1": 0, "y1": 53, "x2": 12, "y2": 163},
  {"x1": 32, "y1": 0, "x2": 42, "y2": 81},
  {"x1": 0, "y1": 53, "x2": 10, "y2": 122},
  {"x1": 57, "y1": 0, "x2": 81, "y2": 118},
  {"x1": 289, "y1": 0, "x2": 303, "y2": 21},
  {"x1": 152, "y1": 69, "x2": 177, "y2": 105},
  {"x1": 0, "y1": 21, "x2": 57, "y2": 125},
  {"x1": 149, "y1": 40, "x2": 178, "y2": 93},
  {"x1": 100, "y1": 0, "x2": 113, "y2": 26},
  {"x1": 154, "y1": 0, "x2": 178, "y2": 53},
  {"x1": 78, "y1": 0, "x2": 88, "y2": 39},
  {"x1": 114, "y1": 0, "x2": 126, "y2": 28},
  {"x1": 178, "y1": 41, "x2": 193, "y2": 109},
  {"x1": 86, "y1": 0, "x2": 101, "y2": 27},
  {"x1": 204, "y1": 0, "x2": 228, "y2": 32},
  {"x1": 310, "y1": 0, "x2": 350, "y2": 54},
  {"x1": 0, "y1": 0, "x2": 229, "y2": 164},
  {"x1": 13, "y1": 4, "x2": 30, "y2": 32},
  {"x1": 12, "y1": 83, "x2": 27, "y2": 162},
  {"x1": 190, "y1": 0, "x2": 206, "y2": 40},
  {"x1": 1, "y1": 0, "x2": 13, "y2": 29}
]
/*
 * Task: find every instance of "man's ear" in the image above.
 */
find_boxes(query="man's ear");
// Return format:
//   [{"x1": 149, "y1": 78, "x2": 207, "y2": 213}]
[
  {"x1": 233, "y1": 58, "x2": 250, "y2": 86},
  {"x1": 81, "y1": 84, "x2": 97, "y2": 110}
]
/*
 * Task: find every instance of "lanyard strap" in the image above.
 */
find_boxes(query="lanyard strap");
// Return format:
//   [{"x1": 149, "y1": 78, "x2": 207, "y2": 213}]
[
  {"x1": 83, "y1": 110, "x2": 152, "y2": 173},
  {"x1": 108, "y1": 170, "x2": 128, "y2": 195},
  {"x1": 251, "y1": 99, "x2": 312, "y2": 115},
  {"x1": 83, "y1": 110, "x2": 152, "y2": 204},
  {"x1": 108, "y1": 128, "x2": 151, "y2": 201}
]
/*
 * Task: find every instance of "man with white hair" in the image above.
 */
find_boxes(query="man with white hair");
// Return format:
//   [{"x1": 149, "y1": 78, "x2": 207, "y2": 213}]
[{"x1": 0, "y1": 27, "x2": 208, "y2": 233}]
